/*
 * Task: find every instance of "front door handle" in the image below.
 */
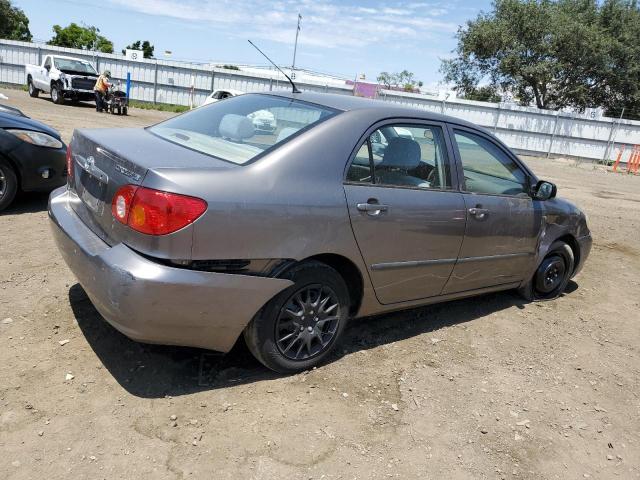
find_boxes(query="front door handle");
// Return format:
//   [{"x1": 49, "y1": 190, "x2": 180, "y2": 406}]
[
  {"x1": 357, "y1": 202, "x2": 389, "y2": 216},
  {"x1": 468, "y1": 207, "x2": 489, "y2": 219}
]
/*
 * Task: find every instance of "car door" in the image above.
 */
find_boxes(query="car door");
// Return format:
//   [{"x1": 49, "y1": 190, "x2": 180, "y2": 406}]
[
  {"x1": 344, "y1": 121, "x2": 466, "y2": 305},
  {"x1": 442, "y1": 126, "x2": 542, "y2": 294},
  {"x1": 36, "y1": 56, "x2": 52, "y2": 90}
]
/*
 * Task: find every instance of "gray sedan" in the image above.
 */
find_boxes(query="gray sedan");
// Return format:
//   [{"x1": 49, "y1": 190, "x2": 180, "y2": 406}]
[{"x1": 49, "y1": 92, "x2": 592, "y2": 373}]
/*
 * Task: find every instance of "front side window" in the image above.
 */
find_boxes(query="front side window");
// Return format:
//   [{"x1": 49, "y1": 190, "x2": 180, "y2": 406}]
[
  {"x1": 347, "y1": 124, "x2": 452, "y2": 190},
  {"x1": 149, "y1": 94, "x2": 338, "y2": 165},
  {"x1": 454, "y1": 130, "x2": 528, "y2": 196}
]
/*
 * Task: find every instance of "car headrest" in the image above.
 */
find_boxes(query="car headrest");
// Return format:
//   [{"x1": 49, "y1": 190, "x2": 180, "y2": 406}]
[
  {"x1": 219, "y1": 114, "x2": 254, "y2": 141},
  {"x1": 276, "y1": 127, "x2": 299, "y2": 143},
  {"x1": 381, "y1": 137, "x2": 421, "y2": 169}
]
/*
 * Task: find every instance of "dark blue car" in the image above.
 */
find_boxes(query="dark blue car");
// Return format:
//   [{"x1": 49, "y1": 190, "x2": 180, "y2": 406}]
[{"x1": 0, "y1": 104, "x2": 67, "y2": 211}]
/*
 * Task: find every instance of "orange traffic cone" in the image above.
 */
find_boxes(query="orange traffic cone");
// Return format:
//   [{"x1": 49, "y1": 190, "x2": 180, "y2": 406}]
[
  {"x1": 612, "y1": 145, "x2": 626, "y2": 172},
  {"x1": 627, "y1": 146, "x2": 639, "y2": 174}
]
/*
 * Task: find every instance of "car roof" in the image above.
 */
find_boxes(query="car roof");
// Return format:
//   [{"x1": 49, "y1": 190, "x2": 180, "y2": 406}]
[
  {"x1": 215, "y1": 88, "x2": 245, "y2": 96},
  {"x1": 49, "y1": 55, "x2": 91, "y2": 62},
  {"x1": 261, "y1": 90, "x2": 482, "y2": 131}
]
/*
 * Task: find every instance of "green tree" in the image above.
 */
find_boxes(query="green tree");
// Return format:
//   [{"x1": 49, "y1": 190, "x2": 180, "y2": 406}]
[
  {"x1": 122, "y1": 40, "x2": 154, "y2": 58},
  {"x1": 377, "y1": 70, "x2": 422, "y2": 91},
  {"x1": 441, "y1": 0, "x2": 640, "y2": 118},
  {"x1": 463, "y1": 85, "x2": 502, "y2": 102},
  {"x1": 0, "y1": 0, "x2": 32, "y2": 41},
  {"x1": 376, "y1": 71, "x2": 398, "y2": 89},
  {"x1": 48, "y1": 23, "x2": 114, "y2": 53}
]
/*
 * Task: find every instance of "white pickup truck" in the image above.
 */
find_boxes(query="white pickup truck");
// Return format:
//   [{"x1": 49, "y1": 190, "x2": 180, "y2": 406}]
[{"x1": 25, "y1": 55, "x2": 99, "y2": 105}]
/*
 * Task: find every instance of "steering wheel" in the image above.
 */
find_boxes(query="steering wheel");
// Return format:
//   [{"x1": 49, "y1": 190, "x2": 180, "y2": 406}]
[{"x1": 426, "y1": 167, "x2": 438, "y2": 187}]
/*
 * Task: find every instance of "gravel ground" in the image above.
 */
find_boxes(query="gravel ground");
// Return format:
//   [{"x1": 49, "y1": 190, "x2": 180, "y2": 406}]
[{"x1": 1, "y1": 87, "x2": 639, "y2": 480}]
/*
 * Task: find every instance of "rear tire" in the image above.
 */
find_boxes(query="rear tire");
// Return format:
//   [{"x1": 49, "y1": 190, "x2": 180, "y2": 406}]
[
  {"x1": 51, "y1": 84, "x2": 64, "y2": 105},
  {"x1": 117, "y1": 105, "x2": 122, "y2": 115},
  {"x1": 0, "y1": 159, "x2": 18, "y2": 212},
  {"x1": 518, "y1": 241, "x2": 574, "y2": 301},
  {"x1": 28, "y1": 78, "x2": 39, "y2": 98},
  {"x1": 244, "y1": 261, "x2": 350, "y2": 373},
  {"x1": 122, "y1": 106, "x2": 128, "y2": 116}
]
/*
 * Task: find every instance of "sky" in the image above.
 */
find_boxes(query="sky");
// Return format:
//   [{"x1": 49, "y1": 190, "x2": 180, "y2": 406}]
[{"x1": 14, "y1": 0, "x2": 492, "y2": 89}]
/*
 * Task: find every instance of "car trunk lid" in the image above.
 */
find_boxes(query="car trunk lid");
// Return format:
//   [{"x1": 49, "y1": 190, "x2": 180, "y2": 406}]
[{"x1": 68, "y1": 128, "x2": 234, "y2": 254}]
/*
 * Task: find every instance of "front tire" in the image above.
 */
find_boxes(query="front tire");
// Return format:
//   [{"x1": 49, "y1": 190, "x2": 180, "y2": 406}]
[
  {"x1": 28, "y1": 78, "x2": 39, "y2": 98},
  {"x1": 519, "y1": 241, "x2": 574, "y2": 301},
  {"x1": 51, "y1": 84, "x2": 64, "y2": 104},
  {"x1": 0, "y1": 159, "x2": 18, "y2": 212},
  {"x1": 244, "y1": 261, "x2": 350, "y2": 373}
]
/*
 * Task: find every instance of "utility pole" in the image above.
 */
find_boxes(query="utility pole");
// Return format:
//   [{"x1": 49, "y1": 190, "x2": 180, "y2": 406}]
[{"x1": 292, "y1": 13, "x2": 302, "y2": 76}]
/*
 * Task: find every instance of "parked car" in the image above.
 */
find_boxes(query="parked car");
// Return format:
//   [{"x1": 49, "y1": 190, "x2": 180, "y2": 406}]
[
  {"x1": 0, "y1": 104, "x2": 27, "y2": 117},
  {"x1": 0, "y1": 108, "x2": 67, "y2": 211},
  {"x1": 247, "y1": 109, "x2": 277, "y2": 133},
  {"x1": 25, "y1": 55, "x2": 99, "y2": 104},
  {"x1": 202, "y1": 88, "x2": 244, "y2": 106},
  {"x1": 49, "y1": 92, "x2": 591, "y2": 373}
]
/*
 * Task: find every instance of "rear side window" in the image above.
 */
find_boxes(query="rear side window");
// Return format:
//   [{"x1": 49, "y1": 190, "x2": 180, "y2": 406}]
[
  {"x1": 346, "y1": 124, "x2": 452, "y2": 190},
  {"x1": 453, "y1": 130, "x2": 528, "y2": 196},
  {"x1": 149, "y1": 94, "x2": 338, "y2": 165}
]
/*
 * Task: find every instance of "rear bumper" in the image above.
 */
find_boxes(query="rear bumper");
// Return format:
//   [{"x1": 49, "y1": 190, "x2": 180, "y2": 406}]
[
  {"x1": 48, "y1": 187, "x2": 292, "y2": 352},
  {"x1": 572, "y1": 233, "x2": 592, "y2": 278}
]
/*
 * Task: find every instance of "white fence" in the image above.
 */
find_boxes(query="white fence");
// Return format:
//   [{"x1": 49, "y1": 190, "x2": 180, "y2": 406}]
[{"x1": 2, "y1": 38, "x2": 639, "y2": 162}]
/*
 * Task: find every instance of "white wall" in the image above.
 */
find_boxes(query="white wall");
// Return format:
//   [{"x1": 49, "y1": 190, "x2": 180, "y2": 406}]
[{"x1": 2, "y1": 39, "x2": 639, "y2": 162}]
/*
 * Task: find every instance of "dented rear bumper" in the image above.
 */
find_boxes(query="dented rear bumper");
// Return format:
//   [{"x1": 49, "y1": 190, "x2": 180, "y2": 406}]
[{"x1": 48, "y1": 187, "x2": 292, "y2": 352}]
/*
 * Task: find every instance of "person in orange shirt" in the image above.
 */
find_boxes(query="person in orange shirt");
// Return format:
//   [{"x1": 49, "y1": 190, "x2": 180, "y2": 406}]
[{"x1": 94, "y1": 70, "x2": 112, "y2": 112}]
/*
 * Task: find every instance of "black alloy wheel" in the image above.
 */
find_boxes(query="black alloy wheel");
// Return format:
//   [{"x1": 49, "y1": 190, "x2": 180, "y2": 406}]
[
  {"x1": 244, "y1": 260, "x2": 350, "y2": 373},
  {"x1": 275, "y1": 284, "x2": 341, "y2": 361}
]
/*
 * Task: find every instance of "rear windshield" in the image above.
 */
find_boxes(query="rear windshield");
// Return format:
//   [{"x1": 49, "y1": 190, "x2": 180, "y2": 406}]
[{"x1": 149, "y1": 94, "x2": 339, "y2": 165}]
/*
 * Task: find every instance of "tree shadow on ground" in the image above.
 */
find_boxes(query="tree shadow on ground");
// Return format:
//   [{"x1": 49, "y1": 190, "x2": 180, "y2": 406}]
[{"x1": 69, "y1": 280, "x2": 579, "y2": 398}]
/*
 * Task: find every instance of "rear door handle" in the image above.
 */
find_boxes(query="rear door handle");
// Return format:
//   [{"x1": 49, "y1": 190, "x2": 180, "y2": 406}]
[
  {"x1": 468, "y1": 207, "x2": 489, "y2": 219},
  {"x1": 357, "y1": 202, "x2": 388, "y2": 216}
]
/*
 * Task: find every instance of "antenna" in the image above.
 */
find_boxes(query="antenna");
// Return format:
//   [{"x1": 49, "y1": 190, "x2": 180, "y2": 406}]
[{"x1": 248, "y1": 40, "x2": 301, "y2": 94}]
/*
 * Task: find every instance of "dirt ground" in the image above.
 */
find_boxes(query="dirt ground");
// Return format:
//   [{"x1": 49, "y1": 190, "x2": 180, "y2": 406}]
[{"x1": 1, "y1": 87, "x2": 639, "y2": 480}]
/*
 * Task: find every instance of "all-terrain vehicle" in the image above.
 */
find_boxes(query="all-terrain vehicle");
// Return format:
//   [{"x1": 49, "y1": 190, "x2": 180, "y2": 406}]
[{"x1": 105, "y1": 83, "x2": 128, "y2": 115}]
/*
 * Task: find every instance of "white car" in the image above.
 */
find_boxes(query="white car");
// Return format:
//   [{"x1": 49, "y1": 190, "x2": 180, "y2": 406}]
[
  {"x1": 247, "y1": 109, "x2": 277, "y2": 133},
  {"x1": 25, "y1": 55, "x2": 99, "y2": 105},
  {"x1": 202, "y1": 89, "x2": 277, "y2": 133},
  {"x1": 202, "y1": 88, "x2": 245, "y2": 106}
]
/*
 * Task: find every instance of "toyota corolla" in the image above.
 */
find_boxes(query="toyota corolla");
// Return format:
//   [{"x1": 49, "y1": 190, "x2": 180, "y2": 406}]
[{"x1": 49, "y1": 92, "x2": 592, "y2": 373}]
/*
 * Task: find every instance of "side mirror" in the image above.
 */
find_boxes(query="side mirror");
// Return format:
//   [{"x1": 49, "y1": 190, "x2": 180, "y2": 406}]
[{"x1": 534, "y1": 180, "x2": 557, "y2": 201}]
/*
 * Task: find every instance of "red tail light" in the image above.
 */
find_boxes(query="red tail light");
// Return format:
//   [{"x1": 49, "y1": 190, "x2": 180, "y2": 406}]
[
  {"x1": 66, "y1": 145, "x2": 73, "y2": 181},
  {"x1": 112, "y1": 185, "x2": 207, "y2": 235}
]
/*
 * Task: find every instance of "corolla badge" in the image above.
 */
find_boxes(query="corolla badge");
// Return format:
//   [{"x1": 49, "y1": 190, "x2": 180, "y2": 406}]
[{"x1": 115, "y1": 164, "x2": 142, "y2": 182}]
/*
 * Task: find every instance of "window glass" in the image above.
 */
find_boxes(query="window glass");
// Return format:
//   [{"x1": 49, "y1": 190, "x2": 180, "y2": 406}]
[
  {"x1": 368, "y1": 124, "x2": 451, "y2": 189},
  {"x1": 149, "y1": 94, "x2": 338, "y2": 165},
  {"x1": 53, "y1": 57, "x2": 97, "y2": 75},
  {"x1": 454, "y1": 130, "x2": 528, "y2": 196},
  {"x1": 44, "y1": 57, "x2": 51, "y2": 69},
  {"x1": 346, "y1": 142, "x2": 372, "y2": 183}
]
